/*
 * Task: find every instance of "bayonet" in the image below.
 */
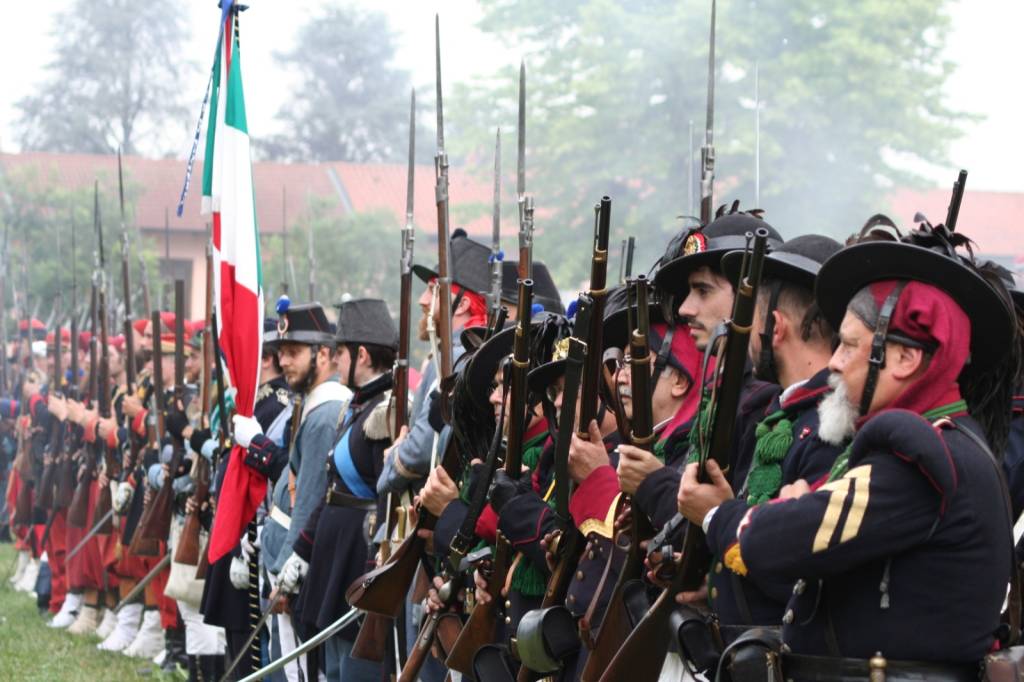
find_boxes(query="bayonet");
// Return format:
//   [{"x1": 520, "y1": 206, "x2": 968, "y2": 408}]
[
  {"x1": 488, "y1": 128, "x2": 503, "y2": 326},
  {"x1": 396, "y1": 88, "x2": 416, "y2": 433},
  {"x1": 699, "y1": 0, "x2": 717, "y2": 225},
  {"x1": 516, "y1": 61, "x2": 533, "y2": 280}
]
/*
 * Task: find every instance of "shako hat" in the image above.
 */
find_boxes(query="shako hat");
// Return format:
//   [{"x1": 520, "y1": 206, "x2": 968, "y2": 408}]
[
  {"x1": 335, "y1": 298, "x2": 399, "y2": 351},
  {"x1": 412, "y1": 230, "x2": 490, "y2": 296},
  {"x1": 271, "y1": 296, "x2": 335, "y2": 348},
  {"x1": 501, "y1": 260, "x2": 564, "y2": 315}
]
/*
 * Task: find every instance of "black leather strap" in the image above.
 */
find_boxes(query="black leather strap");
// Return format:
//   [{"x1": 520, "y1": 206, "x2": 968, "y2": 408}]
[{"x1": 860, "y1": 282, "x2": 907, "y2": 416}]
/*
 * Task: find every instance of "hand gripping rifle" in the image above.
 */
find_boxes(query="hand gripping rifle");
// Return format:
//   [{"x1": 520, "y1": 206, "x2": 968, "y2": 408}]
[
  {"x1": 580, "y1": 276, "x2": 655, "y2": 680},
  {"x1": 137, "y1": 280, "x2": 186, "y2": 543},
  {"x1": 515, "y1": 321, "x2": 588, "y2": 679},
  {"x1": 516, "y1": 61, "x2": 534, "y2": 281},
  {"x1": 175, "y1": 249, "x2": 214, "y2": 567},
  {"x1": 598, "y1": 229, "x2": 769, "y2": 682},
  {"x1": 445, "y1": 279, "x2": 534, "y2": 675},
  {"x1": 699, "y1": 0, "x2": 717, "y2": 226}
]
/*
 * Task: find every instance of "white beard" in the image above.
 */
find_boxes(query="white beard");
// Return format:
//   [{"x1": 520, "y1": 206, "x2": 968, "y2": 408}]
[{"x1": 817, "y1": 373, "x2": 858, "y2": 446}]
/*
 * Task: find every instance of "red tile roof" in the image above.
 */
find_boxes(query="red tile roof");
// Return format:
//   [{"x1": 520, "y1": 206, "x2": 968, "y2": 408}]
[
  {"x1": 888, "y1": 187, "x2": 1024, "y2": 258},
  {"x1": 0, "y1": 151, "x2": 507, "y2": 238}
]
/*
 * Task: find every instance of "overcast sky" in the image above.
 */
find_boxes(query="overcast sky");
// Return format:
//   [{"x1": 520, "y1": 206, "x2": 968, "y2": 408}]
[{"x1": 1, "y1": 0, "x2": 1021, "y2": 192}]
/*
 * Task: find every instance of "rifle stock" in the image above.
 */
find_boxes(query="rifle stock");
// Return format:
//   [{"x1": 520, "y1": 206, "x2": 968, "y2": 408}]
[
  {"x1": 599, "y1": 230, "x2": 768, "y2": 682},
  {"x1": 346, "y1": 435, "x2": 461, "y2": 616},
  {"x1": 446, "y1": 539, "x2": 511, "y2": 674}
]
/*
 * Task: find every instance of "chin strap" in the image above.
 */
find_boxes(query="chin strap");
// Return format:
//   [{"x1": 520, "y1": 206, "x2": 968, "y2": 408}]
[{"x1": 860, "y1": 283, "x2": 907, "y2": 417}]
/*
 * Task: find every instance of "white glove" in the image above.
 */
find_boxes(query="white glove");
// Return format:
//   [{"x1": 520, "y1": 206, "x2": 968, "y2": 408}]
[
  {"x1": 278, "y1": 552, "x2": 308, "y2": 594},
  {"x1": 232, "y1": 415, "x2": 263, "y2": 449},
  {"x1": 113, "y1": 481, "x2": 134, "y2": 513},
  {"x1": 239, "y1": 528, "x2": 260, "y2": 561},
  {"x1": 229, "y1": 555, "x2": 250, "y2": 590}
]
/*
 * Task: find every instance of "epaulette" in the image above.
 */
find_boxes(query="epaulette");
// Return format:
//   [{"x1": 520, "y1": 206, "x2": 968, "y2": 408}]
[
  {"x1": 276, "y1": 387, "x2": 290, "y2": 406},
  {"x1": 852, "y1": 408, "x2": 957, "y2": 513},
  {"x1": 362, "y1": 390, "x2": 394, "y2": 441},
  {"x1": 255, "y1": 381, "x2": 273, "y2": 404}
]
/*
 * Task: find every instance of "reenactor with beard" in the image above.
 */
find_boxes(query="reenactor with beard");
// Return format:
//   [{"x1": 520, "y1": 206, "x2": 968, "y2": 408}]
[
  {"x1": 674, "y1": 235, "x2": 845, "y2": 659},
  {"x1": 199, "y1": 318, "x2": 292, "y2": 681},
  {"x1": 238, "y1": 300, "x2": 351, "y2": 682},
  {"x1": 289, "y1": 298, "x2": 399, "y2": 681},
  {"x1": 718, "y1": 223, "x2": 1018, "y2": 680}
]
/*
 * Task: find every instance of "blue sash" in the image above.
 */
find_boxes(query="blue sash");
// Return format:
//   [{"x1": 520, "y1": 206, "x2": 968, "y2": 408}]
[{"x1": 332, "y1": 411, "x2": 376, "y2": 500}]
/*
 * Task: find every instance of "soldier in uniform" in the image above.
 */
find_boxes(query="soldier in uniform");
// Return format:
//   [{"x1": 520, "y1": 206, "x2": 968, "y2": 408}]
[
  {"x1": 235, "y1": 300, "x2": 350, "y2": 682},
  {"x1": 675, "y1": 236, "x2": 845, "y2": 654},
  {"x1": 291, "y1": 298, "x2": 399, "y2": 681},
  {"x1": 721, "y1": 225, "x2": 1017, "y2": 680},
  {"x1": 199, "y1": 317, "x2": 292, "y2": 681}
]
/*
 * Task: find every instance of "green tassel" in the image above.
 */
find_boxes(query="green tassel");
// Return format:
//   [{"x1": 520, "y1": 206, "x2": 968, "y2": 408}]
[
  {"x1": 746, "y1": 411, "x2": 794, "y2": 506},
  {"x1": 827, "y1": 444, "x2": 853, "y2": 482},
  {"x1": 511, "y1": 556, "x2": 548, "y2": 597},
  {"x1": 687, "y1": 388, "x2": 714, "y2": 464}
]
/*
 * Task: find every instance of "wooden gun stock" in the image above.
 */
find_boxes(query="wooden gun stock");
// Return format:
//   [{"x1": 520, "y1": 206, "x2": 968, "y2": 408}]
[
  {"x1": 446, "y1": 540, "x2": 512, "y2": 674},
  {"x1": 351, "y1": 612, "x2": 393, "y2": 664},
  {"x1": 346, "y1": 531, "x2": 425, "y2": 617},
  {"x1": 173, "y1": 462, "x2": 209, "y2": 566},
  {"x1": 67, "y1": 454, "x2": 95, "y2": 529},
  {"x1": 35, "y1": 460, "x2": 57, "y2": 510}
]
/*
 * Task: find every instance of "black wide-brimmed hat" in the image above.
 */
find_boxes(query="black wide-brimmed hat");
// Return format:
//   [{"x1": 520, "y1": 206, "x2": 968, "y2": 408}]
[
  {"x1": 412, "y1": 231, "x2": 490, "y2": 296},
  {"x1": 601, "y1": 283, "x2": 669, "y2": 352},
  {"x1": 501, "y1": 260, "x2": 564, "y2": 315},
  {"x1": 335, "y1": 298, "x2": 399, "y2": 351},
  {"x1": 721, "y1": 234, "x2": 842, "y2": 291},
  {"x1": 271, "y1": 298, "x2": 335, "y2": 348},
  {"x1": 653, "y1": 209, "x2": 784, "y2": 298},
  {"x1": 466, "y1": 312, "x2": 570, "y2": 403},
  {"x1": 815, "y1": 227, "x2": 1012, "y2": 371}
]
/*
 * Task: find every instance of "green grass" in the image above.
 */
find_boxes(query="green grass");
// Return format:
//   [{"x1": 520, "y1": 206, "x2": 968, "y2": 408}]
[{"x1": 0, "y1": 542, "x2": 181, "y2": 681}]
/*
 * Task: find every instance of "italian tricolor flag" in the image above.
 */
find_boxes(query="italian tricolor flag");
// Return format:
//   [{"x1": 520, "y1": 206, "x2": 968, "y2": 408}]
[{"x1": 204, "y1": 1, "x2": 266, "y2": 564}]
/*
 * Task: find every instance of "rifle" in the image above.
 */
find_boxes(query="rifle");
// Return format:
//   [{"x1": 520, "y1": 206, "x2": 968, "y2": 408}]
[
  {"x1": 945, "y1": 169, "x2": 967, "y2": 231},
  {"x1": 515, "y1": 327, "x2": 588, "y2": 680},
  {"x1": 137, "y1": 280, "x2": 186, "y2": 543},
  {"x1": 175, "y1": 249, "x2": 214, "y2": 567},
  {"x1": 92, "y1": 181, "x2": 115, "y2": 534},
  {"x1": 445, "y1": 280, "x2": 534, "y2": 674},
  {"x1": 433, "y1": 14, "x2": 454, "y2": 382},
  {"x1": 580, "y1": 276, "x2": 654, "y2": 680},
  {"x1": 598, "y1": 229, "x2": 769, "y2": 682},
  {"x1": 36, "y1": 316, "x2": 63, "y2": 511},
  {"x1": 516, "y1": 61, "x2": 533, "y2": 281},
  {"x1": 68, "y1": 186, "x2": 104, "y2": 529},
  {"x1": 127, "y1": 309, "x2": 166, "y2": 556},
  {"x1": 699, "y1": 0, "x2": 717, "y2": 226},
  {"x1": 352, "y1": 88, "x2": 417, "y2": 667},
  {"x1": 576, "y1": 198, "x2": 611, "y2": 438},
  {"x1": 488, "y1": 128, "x2": 504, "y2": 327}
]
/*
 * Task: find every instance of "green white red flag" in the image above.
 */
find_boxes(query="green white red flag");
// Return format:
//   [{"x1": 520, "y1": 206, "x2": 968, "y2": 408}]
[{"x1": 203, "y1": 2, "x2": 266, "y2": 564}]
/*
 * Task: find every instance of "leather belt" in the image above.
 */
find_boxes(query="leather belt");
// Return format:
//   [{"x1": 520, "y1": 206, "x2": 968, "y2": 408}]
[
  {"x1": 269, "y1": 504, "x2": 291, "y2": 530},
  {"x1": 324, "y1": 486, "x2": 376, "y2": 511},
  {"x1": 782, "y1": 653, "x2": 980, "y2": 682}
]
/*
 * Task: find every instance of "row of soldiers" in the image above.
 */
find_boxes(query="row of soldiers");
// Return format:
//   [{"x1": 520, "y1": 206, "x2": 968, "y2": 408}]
[{"x1": 4, "y1": 197, "x2": 1024, "y2": 682}]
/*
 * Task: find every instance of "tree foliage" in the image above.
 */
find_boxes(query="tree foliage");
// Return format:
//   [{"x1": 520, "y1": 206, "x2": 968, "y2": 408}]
[
  {"x1": 447, "y1": 0, "x2": 966, "y2": 285},
  {"x1": 258, "y1": 4, "x2": 416, "y2": 163},
  {"x1": 0, "y1": 164, "x2": 159, "y2": 333},
  {"x1": 14, "y1": 0, "x2": 192, "y2": 156}
]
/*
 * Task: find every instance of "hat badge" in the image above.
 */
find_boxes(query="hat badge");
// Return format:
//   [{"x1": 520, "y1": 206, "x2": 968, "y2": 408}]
[
  {"x1": 552, "y1": 337, "x2": 571, "y2": 362},
  {"x1": 683, "y1": 232, "x2": 707, "y2": 256}
]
